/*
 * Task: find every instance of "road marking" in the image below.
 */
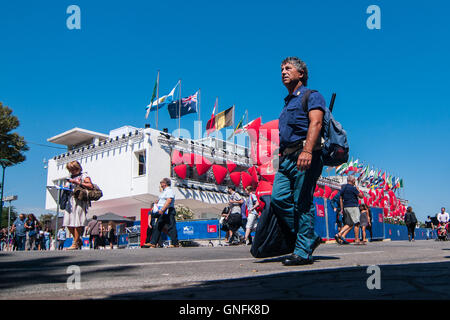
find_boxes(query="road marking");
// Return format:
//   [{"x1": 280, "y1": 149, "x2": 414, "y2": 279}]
[
  {"x1": 331, "y1": 250, "x2": 384, "y2": 256},
  {"x1": 0, "y1": 251, "x2": 386, "y2": 273},
  {"x1": 0, "y1": 257, "x2": 257, "y2": 272}
]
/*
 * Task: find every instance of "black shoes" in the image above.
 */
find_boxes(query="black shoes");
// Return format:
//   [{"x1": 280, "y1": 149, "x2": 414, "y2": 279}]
[
  {"x1": 311, "y1": 236, "x2": 322, "y2": 253},
  {"x1": 282, "y1": 254, "x2": 314, "y2": 266},
  {"x1": 282, "y1": 237, "x2": 321, "y2": 266}
]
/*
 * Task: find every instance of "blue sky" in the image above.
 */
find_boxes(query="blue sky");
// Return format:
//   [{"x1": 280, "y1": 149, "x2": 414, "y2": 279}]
[{"x1": 0, "y1": 0, "x2": 449, "y2": 221}]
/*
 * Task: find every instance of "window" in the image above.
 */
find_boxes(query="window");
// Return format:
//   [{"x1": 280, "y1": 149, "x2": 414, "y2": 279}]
[{"x1": 136, "y1": 151, "x2": 146, "y2": 176}]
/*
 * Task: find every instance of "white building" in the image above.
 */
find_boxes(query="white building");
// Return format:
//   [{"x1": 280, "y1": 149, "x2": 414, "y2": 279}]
[{"x1": 45, "y1": 126, "x2": 251, "y2": 220}]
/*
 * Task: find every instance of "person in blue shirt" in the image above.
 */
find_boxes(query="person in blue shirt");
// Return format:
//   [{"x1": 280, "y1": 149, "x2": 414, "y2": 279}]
[
  {"x1": 12, "y1": 214, "x2": 27, "y2": 251},
  {"x1": 330, "y1": 191, "x2": 344, "y2": 232},
  {"x1": 57, "y1": 227, "x2": 66, "y2": 250},
  {"x1": 335, "y1": 175, "x2": 364, "y2": 245},
  {"x1": 43, "y1": 228, "x2": 51, "y2": 250},
  {"x1": 271, "y1": 57, "x2": 326, "y2": 266}
]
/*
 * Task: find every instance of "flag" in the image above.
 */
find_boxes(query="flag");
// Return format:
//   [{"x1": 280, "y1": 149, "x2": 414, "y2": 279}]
[
  {"x1": 399, "y1": 178, "x2": 404, "y2": 188},
  {"x1": 145, "y1": 73, "x2": 159, "y2": 119},
  {"x1": 232, "y1": 110, "x2": 248, "y2": 135},
  {"x1": 336, "y1": 162, "x2": 348, "y2": 175},
  {"x1": 228, "y1": 113, "x2": 245, "y2": 140},
  {"x1": 167, "y1": 91, "x2": 198, "y2": 119},
  {"x1": 146, "y1": 81, "x2": 179, "y2": 113},
  {"x1": 241, "y1": 117, "x2": 262, "y2": 140},
  {"x1": 335, "y1": 162, "x2": 347, "y2": 175},
  {"x1": 206, "y1": 105, "x2": 234, "y2": 133},
  {"x1": 206, "y1": 98, "x2": 218, "y2": 135}
]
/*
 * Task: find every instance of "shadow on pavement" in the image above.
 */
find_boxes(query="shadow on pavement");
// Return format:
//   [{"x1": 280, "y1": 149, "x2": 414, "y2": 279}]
[
  {"x1": 255, "y1": 255, "x2": 340, "y2": 264},
  {"x1": 0, "y1": 256, "x2": 137, "y2": 290},
  {"x1": 106, "y1": 260, "x2": 450, "y2": 300}
]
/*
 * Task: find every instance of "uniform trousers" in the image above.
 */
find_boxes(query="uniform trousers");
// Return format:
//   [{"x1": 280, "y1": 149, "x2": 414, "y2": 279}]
[{"x1": 271, "y1": 150, "x2": 323, "y2": 261}]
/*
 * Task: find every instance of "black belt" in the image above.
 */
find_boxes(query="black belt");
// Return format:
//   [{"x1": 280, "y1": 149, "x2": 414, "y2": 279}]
[
  {"x1": 280, "y1": 141, "x2": 304, "y2": 156},
  {"x1": 280, "y1": 139, "x2": 322, "y2": 157}
]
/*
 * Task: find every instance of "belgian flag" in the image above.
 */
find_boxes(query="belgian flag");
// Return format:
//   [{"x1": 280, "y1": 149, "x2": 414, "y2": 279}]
[{"x1": 206, "y1": 105, "x2": 234, "y2": 134}]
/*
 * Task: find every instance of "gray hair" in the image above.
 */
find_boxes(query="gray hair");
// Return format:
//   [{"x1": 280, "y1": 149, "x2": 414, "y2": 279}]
[
  {"x1": 347, "y1": 175, "x2": 356, "y2": 182},
  {"x1": 281, "y1": 57, "x2": 309, "y2": 86}
]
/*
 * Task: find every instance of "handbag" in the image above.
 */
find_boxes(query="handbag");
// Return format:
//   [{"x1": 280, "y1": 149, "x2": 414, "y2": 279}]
[
  {"x1": 250, "y1": 195, "x2": 296, "y2": 258},
  {"x1": 74, "y1": 183, "x2": 103, "y2": 201}
]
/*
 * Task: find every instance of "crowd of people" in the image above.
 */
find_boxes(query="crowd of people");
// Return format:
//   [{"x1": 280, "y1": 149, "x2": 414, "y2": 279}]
[
  {"x1": 1, "y1": 145, "x2": 445, "y2": 254},
  {"x1": 218, "y1": 185, "x2": 260, "y2": 246},
  {"x1": 0, "y1": 214, "x2": 53, "y2": 251},
  {"x1": 0, "y1": 211, "x2": 118, "y2": 251}
]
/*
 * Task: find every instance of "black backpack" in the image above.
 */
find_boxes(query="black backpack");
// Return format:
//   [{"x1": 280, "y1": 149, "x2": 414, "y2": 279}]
[{"x1": 302, "y1": 90, "x2": 349, "y2": 166}]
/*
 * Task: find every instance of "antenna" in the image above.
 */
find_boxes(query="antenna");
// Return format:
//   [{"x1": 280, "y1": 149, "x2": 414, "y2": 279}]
[{"x1": 329, "y1": 93, "x2": 336, "y2": 113}]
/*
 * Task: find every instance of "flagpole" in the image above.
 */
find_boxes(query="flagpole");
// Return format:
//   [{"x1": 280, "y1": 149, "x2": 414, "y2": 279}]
[
  {"x1": 213, "y1": 97, "x2": 218, "y2": 139},
  {"x1": 245, "y1": 109, "x2": 248, "y2": 150},
  {"x1": 198, "y1": 88, "x2": 201, "y2": 122},
  {"x1": 231, "y1": 104, "x2": 235, "y2": 142},
  {"x1": 178, "y1": 79, "x2": 182, "y2": 138},
  {"x1": 156, "y1": 70, "x2": 160, "y2": 130}
]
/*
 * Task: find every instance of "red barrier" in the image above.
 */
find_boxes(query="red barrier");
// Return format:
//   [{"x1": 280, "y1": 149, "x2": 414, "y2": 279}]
[{"x1": 140, "y1": 208, "x2": 151, "y2": 247}]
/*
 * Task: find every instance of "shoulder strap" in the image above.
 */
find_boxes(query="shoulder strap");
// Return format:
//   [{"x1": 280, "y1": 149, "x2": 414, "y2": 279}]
[{"x1": 301, "y1": 89, "x2": 318, "y2": 113}]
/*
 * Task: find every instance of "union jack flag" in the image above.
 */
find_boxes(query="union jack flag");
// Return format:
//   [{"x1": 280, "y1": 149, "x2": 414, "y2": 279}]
[
  {"x1": 167, "y1": 90, "x2": 199, "y2": 119},
  {"x1": 182, "y1": 91, "x2": 198, "y2": 105}
]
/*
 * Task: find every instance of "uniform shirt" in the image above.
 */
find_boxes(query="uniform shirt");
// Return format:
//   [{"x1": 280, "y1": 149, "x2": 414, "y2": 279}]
[
  {"x1": 157, "y1": 187, "x2": 175, "y2": 212},
  {"x1": 229, "y1": 192, "x2": 243, "y2": 214},
  {"x1": 340, "y1": 184, "x2": 360, "y2": 208},
  {"x1": 278, "y1": 85, "x2": 326, "y2": 150},
  {"x1": 13, "y1": 218, "x2": 26, "y2": 237},
  {"x1": 437, "y1": 212, "x2": 449, "y2": 223}
]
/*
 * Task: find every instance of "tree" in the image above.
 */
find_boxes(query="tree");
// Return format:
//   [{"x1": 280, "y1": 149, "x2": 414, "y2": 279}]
[
  {"x1": 1, "y1": 206, "x2": 17, "y2": 229},
  {"x1": 0, "y1": 102, "x2": 29, "y2": 225},
  {"x1": 39, "y1": 213, "x2": 56, "y2": 232},
  {"x1": 0, "y1": 102, "x2": 29, "y2": 164},
  {"x1": 175, "y1": 205, "x2": 194, "y2": 221}
]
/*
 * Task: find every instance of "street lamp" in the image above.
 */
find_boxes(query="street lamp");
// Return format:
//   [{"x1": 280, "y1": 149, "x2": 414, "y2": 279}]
[
  {"x1": 0, "y1": 159, "x2": 13, "y2": 227},
  {"x1": 3, "y1": 195, "x2": 17, "y2": 250}
]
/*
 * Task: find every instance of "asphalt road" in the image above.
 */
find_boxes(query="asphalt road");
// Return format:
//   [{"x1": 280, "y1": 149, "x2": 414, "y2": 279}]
[{"x1": 1, "y1": 239, "x2": 450, "y2": 300}]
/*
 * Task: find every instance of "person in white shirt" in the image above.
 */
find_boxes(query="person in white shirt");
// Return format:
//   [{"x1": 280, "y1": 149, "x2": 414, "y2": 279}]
[
  {"x1": 149, "y1": 178, "x2": 179, "y2": 248},
  {"x1": 437, "y1": 207, "x2": 449, "y2": 232},
  {"x1": 244, "y1": 186, "x2": 260, "y2": 245}
]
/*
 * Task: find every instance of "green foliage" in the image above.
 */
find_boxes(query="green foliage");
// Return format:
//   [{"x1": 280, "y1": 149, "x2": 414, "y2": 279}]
[
  {"x1": 1, "y1": 206, "x2": 17, "y2": 228},
  {"x1": 175, "y1": 205, "x2": 194, "y2": 221},
  {"x1": 0, "y1": 102, "x2": 29, "y2": 165},
  {"x1": 40, "y1": 213, "x2": 55, "y2": 225}
]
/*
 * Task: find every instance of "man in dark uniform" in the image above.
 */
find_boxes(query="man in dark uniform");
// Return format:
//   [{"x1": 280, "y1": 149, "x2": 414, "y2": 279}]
[{"x1": 271, "y1": 57, "x2": 326, "y2": 266}]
